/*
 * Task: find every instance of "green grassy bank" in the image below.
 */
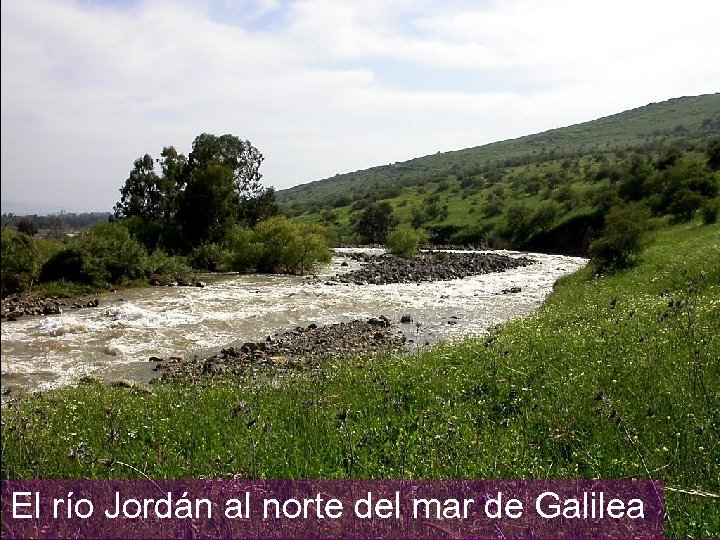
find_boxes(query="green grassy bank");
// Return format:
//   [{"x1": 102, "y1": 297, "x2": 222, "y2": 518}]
[{"x1": 2, "y1": 222, "x2": 719, "y2": 536}]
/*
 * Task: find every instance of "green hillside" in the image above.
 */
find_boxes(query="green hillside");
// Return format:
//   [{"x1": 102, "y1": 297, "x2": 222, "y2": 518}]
[{"x1": 278, "y1": 94, "x2": 720, "y2": 250}]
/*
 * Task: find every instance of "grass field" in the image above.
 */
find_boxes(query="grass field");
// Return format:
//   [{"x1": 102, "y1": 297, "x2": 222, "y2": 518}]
[{"x1": 2, "y1": 221, "x2": 719, "y2": 537}]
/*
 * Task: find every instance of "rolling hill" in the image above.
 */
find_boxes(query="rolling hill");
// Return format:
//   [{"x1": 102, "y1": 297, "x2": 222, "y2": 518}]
[{"x1": 277, "y1": 93, "x2": 720, "y2": 252}]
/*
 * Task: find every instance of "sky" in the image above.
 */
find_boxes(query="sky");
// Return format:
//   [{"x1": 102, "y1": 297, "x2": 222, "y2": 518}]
[{"x1": 2, "y1": 0, "x2": 719, "y2": 214}]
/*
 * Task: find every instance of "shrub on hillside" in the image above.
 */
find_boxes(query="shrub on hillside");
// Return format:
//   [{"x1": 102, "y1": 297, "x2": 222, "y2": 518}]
[
  {"x1": 386, "y1": 227, "x2": 429, "y2": 258},
  {"x1": 667, "y1": 188, "x2": 704, "y2": 223},
  {"x1": 589, "y1": 204, "x2": 651, "y2": 274},
  {"x1": 700, "y1": 197, "x2": 719, "y2": 224}
]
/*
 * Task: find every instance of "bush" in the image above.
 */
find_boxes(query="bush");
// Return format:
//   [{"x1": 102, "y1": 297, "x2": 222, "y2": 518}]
[
  {"x1": 39, "y1": 247, "x2": 89, "y2": 284},
  {"x1": 588, "y1": 204, "x2": 651, "y2": 274},
  {"x1": 386, "y1": 227, "x2": 429, "y2": 258},
  {"x1": 356, "y1": 202, "x2": 397, "y2": 244},
  {"x1": 222, "y1": 226, "x2": 263, "y2": 272},
  {"x1": 254, "y1": 216, "x2": 331, "y2": 274},
  {"x1": 296, "y1": 223, "x2": 333, "y2": 273},
  {"x1": 80, "y1": 222, "x2": 149, "y2": 284},
  {"x1": 189, "y1": 243, "x2": 225, "y2": 272},
  {"x1": 700, "y1": 198, "x2": 719, "y2": 224},
  {"x1": 667, "y1": 188, "x2": 704, "y2": 223},
  {"x1": 147, "y1": 251, "x2": 193, "y2": 284},
  {"x1": 39, "y1": 222, "x2": 148, "y2": 287},
  {"x1": 17, "y1": 219, "x2": 38, "y2": 237},
  {"x1": 1, "y1": 231, "x2": 38, "y2": 296}
]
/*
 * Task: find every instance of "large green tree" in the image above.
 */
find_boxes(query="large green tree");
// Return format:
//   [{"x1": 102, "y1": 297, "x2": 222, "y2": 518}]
[
  {"x1": 114, "y1": 154, "x2": 162, "y2": 219},
  {"x1": 185, "y1": 133, "x2": 264, "y2": 200},
  {"x1": 356, "y1": 201, "x2": 397, "y2": 244},
  {"x1": 178, "y1": 164, "x2": 239, "y2": 246},
  {"x1": 114, "y1": 134, "x2": 276, "y2": 252},
  {"x1": 114, "y1": 148, "x2": 186, "y2": 222}
]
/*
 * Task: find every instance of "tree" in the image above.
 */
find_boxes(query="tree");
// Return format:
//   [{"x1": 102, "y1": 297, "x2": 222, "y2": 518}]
[
  {"x1": 618, "y1": 154, "x2": 652, "y2": 201},
  {"x1": 17, "y1": 219, "x2": 38, "y2": 237},
  {"x1": 113, "y1": 133, "x2": 272, "y2": 253},
  {"x1": 238, "y1": 186, "x2": 278, "y2": 227},
  {"x1": 357, "y1": 201, "x2": 397, "y2": 244},
  {"x1": 114, "y1": 154, "x2": 162, "y2": 219},
  {"x1": 178, "y1": 164, "x2": 239, "y2": 247},
  {"x1": 157, "y1": 146, "x2": 187, "y2": 219},
  {"x1": 185, "y1": 133, "x2": 264, "y2": 201}
]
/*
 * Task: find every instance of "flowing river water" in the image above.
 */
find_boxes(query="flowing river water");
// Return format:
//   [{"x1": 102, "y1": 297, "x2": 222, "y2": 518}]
[{"x1": 1, "y1": 249, "x2": 587, "y2": 395}]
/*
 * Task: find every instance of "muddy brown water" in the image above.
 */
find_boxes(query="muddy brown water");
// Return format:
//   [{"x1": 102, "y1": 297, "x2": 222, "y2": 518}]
[{"x1": 0, "y1": 249, "x2": 586, "y2": 395}]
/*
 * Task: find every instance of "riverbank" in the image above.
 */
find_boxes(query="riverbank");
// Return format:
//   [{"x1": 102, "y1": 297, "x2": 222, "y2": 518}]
[
  {"x1": 154, "y1": 317, "x2": 407, "y2": 383},
  {"x1": 2, "y1": 222, "x2": 719, "y2": 536},
  {"x1": 0, "y1": 280, "x2": 208, "y2": 322},
  {"x1": 1, "y1": 248, "x2": 575, "y2": 394},
  {"x1": 0, "y1": 249, "x2": 530, "y2": 321}
]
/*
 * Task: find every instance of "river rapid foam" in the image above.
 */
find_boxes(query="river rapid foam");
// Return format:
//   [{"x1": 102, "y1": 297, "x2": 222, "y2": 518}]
[{"x1": 1, "y1": 249, "x2": 586, "y2": 394}]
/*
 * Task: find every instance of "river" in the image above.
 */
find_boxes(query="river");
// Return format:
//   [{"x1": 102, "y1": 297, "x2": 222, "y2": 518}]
[{"x1": 0, "y1": 249, "x2": 586, "y2": 395}]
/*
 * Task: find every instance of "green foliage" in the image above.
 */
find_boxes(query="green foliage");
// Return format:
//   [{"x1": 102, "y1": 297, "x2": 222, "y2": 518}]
[
  {"x1": 39, "y1": 247, "x2": 89, "y2": 284},
  {"x1": 113, "y1": 154, "x2": 166, "y2": 220},
  {"x1": 277, "y1": 95, "x2": 720, "y2": 254},
  {"x1": 356, "y1": 201, "x2": 397, "y2": 244},
  {"x1": 707, "y1": 137, "x2": 720, "y2": 170},
  {"x1": 588, "y1": 204, "x2": 651, "y2": 273},
  {"x1": 700, "y1": 197, "x2": 719, "y2": 224},
  {"x1": 178, "y1": 164, "x2": 238, "y2": 246},
  {"x1": 16, "y1": 219, "x2": 38, "y2": 237},
  {"x1": 238, "y1": 186, "x2": 279, "y2": 227},
  {"x1": 39, "y1": 222, "x2": 149, "y2": 287},
  {"x1": 81, "y1": 222, "x2": 149, "y2": 284},
  {"x1": 386, "y1": 227, "x2": 429, "y2": 258},
  {"x1": 185, "y1": 133, "x2": 264, "y2": 199},
  {"x1": 114, "y1": 134, "x2": 276, "y2": 254},
  {"x1": 4, "y1": 222, "x2": 719, "y2": 536},
  {"x1": 667, "y1": 188, "x2": 704, "y2": 223},
  {"x1": 222, "y1": 226, "x2": 263, "y2": 272},
  {"x1": 189, "y1": 243, "x2": 226, "y2": 272},
  {"x1": 146, "y1": 251, "x2": 193, "y2": 284},
  {"x1": 1, "y1": 230, "x2": 38, "y2": 295},
  {"x1": 618, "y1": 153, "x2": 653, "y2": 201},
  {"x1": 254, "y1": 216, "x2": 331, "y2": 274},
  {"x1": 278, "y1": 94, "x2": 720, "y2": 210}
]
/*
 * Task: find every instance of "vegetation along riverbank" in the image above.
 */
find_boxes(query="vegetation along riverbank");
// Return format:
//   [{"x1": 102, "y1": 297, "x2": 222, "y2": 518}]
[{"x1": 2, "y1": 220, "x2": 718, "y2": 537}]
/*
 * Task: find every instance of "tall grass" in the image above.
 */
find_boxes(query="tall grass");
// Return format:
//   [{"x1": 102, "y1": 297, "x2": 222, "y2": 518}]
[{"x1": 2, "y1": 222, "x2": 718, "y2": 536}]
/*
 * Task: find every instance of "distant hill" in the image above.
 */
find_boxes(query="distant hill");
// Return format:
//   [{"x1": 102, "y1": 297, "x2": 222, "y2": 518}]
[
  {"x1": 277, "y1": 94, "x2": 720, "y2": 251},
  {"x1": 278, "y1": 94, "x2": 719, "y2": 208}
]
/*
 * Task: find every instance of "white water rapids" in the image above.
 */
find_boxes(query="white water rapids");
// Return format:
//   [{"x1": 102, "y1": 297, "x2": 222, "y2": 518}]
[{"x1": 1, "y1": 249, "x2": 587, "y2": 394}]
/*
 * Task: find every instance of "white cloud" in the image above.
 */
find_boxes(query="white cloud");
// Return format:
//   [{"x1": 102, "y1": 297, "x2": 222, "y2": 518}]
[{"x1": 1, "y1": 0, "x2": 719, "y2": 212}]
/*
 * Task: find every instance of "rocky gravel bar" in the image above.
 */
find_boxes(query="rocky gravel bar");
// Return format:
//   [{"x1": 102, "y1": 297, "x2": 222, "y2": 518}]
[
  {"x1": 153, "y1": 317, "x2": 405, "y2": 383},
  {"x1": 0, "y1": 296, "x2": 101, "y2": 321},
  {"x1": 322, "y1": 251, "x2": 535, "y2": 286}
]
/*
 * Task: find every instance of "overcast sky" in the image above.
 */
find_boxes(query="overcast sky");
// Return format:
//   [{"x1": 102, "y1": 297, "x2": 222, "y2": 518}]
[{"x1": 2, "y1": 0, "x2": 719, "y2": 213}]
